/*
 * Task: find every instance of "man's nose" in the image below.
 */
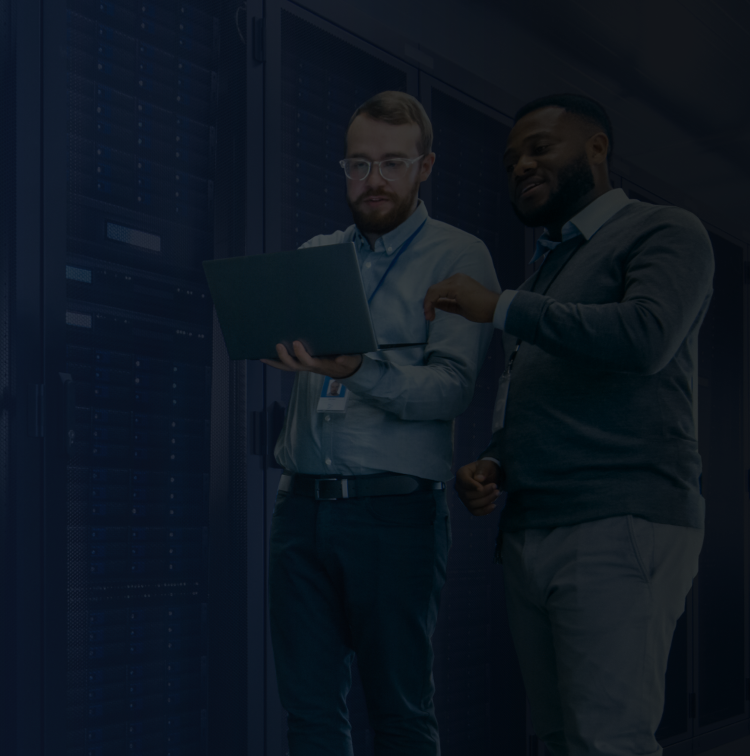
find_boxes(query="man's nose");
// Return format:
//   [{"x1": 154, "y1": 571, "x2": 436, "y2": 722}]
[
  {"x1": 514, "y1": 153, "x2": 539, "y2": 175},
  {"x1": 365, "y1": 164, "x2": 388, "y2": 188}
]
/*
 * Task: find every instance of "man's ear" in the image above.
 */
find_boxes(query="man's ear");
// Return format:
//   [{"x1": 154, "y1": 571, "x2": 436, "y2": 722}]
[{"x1": 420, "y1": 152, "x2": 436, "y2": 183}]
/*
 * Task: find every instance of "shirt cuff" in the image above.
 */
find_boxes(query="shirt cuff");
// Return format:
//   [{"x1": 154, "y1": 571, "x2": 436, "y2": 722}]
[
  {"x1": 493, "y1": 290, "x2": 518, "y2": 331},
  {"x1": 480, "y1": 457, "x2": 501, "y2": 467},
  {"x1": 338, "y1": 353, "x2": 384, "y2": 393}
]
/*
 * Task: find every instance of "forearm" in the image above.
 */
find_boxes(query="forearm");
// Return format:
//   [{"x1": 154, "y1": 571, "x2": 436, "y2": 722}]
[
  {"x1": 340, "y1": 351, "x2": 482, "y2": 422},
  {"x1": 502, "y1": 214, "x2": 714, "y2": 374},
  {"x1": 505, "y1": 292, "x2": 712, "y2": 374}
]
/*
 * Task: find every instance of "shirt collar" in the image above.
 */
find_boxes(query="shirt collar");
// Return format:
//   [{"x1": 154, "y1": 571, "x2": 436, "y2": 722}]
[
  {"x1": 530, "y1": 188, "x2": 634, "y2": 264},
  {"x1": 354, "y1": 198, "x2": 429, "y2": 256}
]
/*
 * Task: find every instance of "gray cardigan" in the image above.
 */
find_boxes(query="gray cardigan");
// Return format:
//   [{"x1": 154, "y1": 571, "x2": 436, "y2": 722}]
[{"x1": 478, "y1": 200, "x2": 714, "y2": 532}]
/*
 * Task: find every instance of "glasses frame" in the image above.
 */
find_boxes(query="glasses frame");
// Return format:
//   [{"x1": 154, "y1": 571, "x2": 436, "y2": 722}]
[{"x1": 338, "y1": 155, "x2": 425, "y2": 182}]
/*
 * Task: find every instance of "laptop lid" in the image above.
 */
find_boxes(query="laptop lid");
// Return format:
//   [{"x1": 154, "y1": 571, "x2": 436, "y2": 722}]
[{"x1": 202, "y1": 243, "x2": 427, "y2": 361}]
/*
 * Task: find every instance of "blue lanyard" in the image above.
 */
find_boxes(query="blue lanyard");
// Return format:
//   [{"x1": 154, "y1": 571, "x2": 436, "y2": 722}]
[{"x1": 365, "y1": 219, "x2": 427, "y2": 306}]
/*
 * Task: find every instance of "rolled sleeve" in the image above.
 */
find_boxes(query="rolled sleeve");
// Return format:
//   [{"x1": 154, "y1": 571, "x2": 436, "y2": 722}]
[{"x1": 340, "y1": 241, "x2": 500, "y2": 422}]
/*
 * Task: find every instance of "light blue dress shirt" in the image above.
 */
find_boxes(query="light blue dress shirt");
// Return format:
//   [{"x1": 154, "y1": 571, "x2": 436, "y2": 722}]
[
  {"x1": 481, "y1": 188, "x2": 635, "y2": 469},
  {"x1": 273, "y1": 198, "x2": 501, "y2": 482}
]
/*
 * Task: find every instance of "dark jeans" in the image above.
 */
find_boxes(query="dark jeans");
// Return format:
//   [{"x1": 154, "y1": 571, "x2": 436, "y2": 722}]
[{"x1": 268, "y1": 482, "x2": 451, "y2": 756}]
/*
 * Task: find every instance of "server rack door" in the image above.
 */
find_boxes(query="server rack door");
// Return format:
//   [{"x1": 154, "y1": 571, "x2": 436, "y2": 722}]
[
  {"x1": 4, "y1": 0, "x2": 46, "y2": 753},
  {"x1": 263, "y1": 2, "x2": 418, "y2": 752},
  {"x1": 420, "y1": 73, "x2": 527, "y2": 756},
  {"x1": 244, "y1": 1, "x2": 267, "y2": 753},
  {"x1": 208, "y1": 2, "x2": 253, "y2": 754},
  {"x1": 41, "y1": 1, "x2": 238, "y2": 753},
  {"x1": 693, "y1": 228, "x2": 748, "y2": 734},
  {"x1": 0, "y1": 0, "x2": 15, "y2": 745}
]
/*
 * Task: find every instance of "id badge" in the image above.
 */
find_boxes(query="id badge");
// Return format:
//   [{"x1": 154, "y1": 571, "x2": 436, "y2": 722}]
[
  {"x1": 317, "y1": 375, "x2": 349, "y2": 414},
  {"x1": 491, "y1": 369, "x2": 511, "y2": 432}
]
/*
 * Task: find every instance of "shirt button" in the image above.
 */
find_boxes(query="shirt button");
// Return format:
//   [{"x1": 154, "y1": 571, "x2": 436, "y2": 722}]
[
  {"x1": 325, "y1": 458, "x2": 332, "y2": 465},
  {"x1": 325, "y1": 415, "x2": 331, "y2": 421},
  {"x1": 386, "y1": 246, "x2": 392, "y2": 252},
  {"x1": 364, "y1": 261, "x2": 371, "y2": 268}
]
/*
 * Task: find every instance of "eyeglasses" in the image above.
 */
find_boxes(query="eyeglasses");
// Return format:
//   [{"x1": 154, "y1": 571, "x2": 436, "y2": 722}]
[{"x1": 339, "y1": 155, "x2": 424, "y2": 182}]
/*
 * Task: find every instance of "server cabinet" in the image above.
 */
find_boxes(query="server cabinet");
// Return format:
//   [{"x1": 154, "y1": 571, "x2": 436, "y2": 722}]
[
  {"x1": 258, "y1": 3, "x2": 419, "y2": 752},
  {"x1": 25, "y1": 1, "x2": 251, "y2": 753},
  {"x1": 1, "y1": 1, "x2": 32, "y2": 753},
  {"x1": 420, "y1": 73, "x2": 528, "y2": 756},
  {"x1": 693, "y1": 227, "x2": 748, "y2": 734}
]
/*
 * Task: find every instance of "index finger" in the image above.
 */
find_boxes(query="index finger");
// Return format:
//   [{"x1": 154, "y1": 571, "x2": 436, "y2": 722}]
[{"x1": 423, "y1": 284, "x2": 451, "y2": 320}]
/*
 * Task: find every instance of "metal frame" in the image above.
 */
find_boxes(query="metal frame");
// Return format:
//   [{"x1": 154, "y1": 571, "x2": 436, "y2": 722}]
[
  {"x1": 245, "y1": 2, "x2": 267, "y2": 753},
  {"x1": 10, "y1": 0, "x2": 45, "y2": 752},
  {"x1": 41, "y1": 0, "x2": 69, "y2": 750}
]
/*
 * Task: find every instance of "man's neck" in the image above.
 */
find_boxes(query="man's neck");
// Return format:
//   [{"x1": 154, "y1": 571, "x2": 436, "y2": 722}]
[{"x1": 546, "y1": 184, "x2": 612, "y2": 242}]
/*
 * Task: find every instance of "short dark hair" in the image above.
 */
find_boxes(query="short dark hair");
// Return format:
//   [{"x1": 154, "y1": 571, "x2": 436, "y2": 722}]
[{"x1": 514, "y1": 93, "x2": 613, "y2": 164}]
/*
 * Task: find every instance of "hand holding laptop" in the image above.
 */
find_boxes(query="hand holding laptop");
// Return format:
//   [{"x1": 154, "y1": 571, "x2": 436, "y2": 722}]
[{"x1": 260, "y1": 340, "x2": 363, "y2": 379}]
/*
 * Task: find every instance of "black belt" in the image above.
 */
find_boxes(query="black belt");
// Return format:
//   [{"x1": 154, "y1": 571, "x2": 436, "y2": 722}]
[{"x1": 279, "y1": 471, "x2": 445, "y2": 500}]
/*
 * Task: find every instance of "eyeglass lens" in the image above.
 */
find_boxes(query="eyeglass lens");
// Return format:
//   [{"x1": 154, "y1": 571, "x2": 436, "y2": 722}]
[{"x1": 342, "y1": 159, "x2": 411, "y2": 181}]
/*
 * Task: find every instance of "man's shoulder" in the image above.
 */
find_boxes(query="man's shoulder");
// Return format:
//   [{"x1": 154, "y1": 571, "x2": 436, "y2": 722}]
[
  {"x1": 424, "y1": 218, "x2": 491, "y2": 267},
  {"x1": 601, "y1": 200, "x2": 713, "y2": 268},
  {"x1": 426, "y1": 217, "x2": 484, "y2": 247},
  {"x1": 608, "y1": 199, "x2": 706, "y2": 235}
]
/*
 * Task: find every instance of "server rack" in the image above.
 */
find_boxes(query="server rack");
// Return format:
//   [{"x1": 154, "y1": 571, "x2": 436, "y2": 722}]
[
  {"x1": 0, "y1": 0, "x2": 21, "y2": 752},
  {"x1": 30, "y1": 0, "x2": 251, "y2": 752}
]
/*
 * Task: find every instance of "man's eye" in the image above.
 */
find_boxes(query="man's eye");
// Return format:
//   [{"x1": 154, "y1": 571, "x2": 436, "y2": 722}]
[
  {"x1": 351, "y1": 161, "x2": 368, "y2": 169},
  {"x1": 382, "y1": 160, "x2": 400, "y2": 169},
  {"x1": 534, "y1": 145, "x2": 549, "y2": 153}
]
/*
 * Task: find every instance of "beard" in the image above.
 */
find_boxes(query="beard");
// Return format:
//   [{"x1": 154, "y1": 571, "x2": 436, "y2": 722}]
[
  {"x1": 347, "y1": 178, "x2": 421, "y2": 235},
  {"x1": 510, "y1": 151, "x2": 596, "y2": 229}
]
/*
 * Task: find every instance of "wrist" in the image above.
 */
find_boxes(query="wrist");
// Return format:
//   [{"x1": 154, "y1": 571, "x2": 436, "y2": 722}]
[{"x1": 341, "y1": 355, "x2": 363, "y2": 378}]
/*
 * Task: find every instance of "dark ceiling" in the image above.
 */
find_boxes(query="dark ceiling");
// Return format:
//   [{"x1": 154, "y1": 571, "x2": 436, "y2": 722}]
[
  {"x1": 316, "y1": 0, "x2": 750, "y2": 243},
  {"x1": 487, "y1": 0, "x2": 750, "y2": 242}
]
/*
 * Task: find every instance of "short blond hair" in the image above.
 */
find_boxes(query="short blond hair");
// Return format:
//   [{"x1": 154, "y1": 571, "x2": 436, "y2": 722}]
[{"x1": 348, "y1": 91, "x2": 433, "y2": 156}]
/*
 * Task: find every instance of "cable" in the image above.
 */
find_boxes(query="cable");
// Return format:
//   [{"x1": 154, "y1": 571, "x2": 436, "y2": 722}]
[{"x1": 235, "y1": 2, "x2": 247, "y2": 45}]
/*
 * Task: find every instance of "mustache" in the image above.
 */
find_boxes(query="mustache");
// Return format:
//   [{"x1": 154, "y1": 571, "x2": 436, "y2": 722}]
[{"x1": 357, "y1": 190, "x2": 396, "y2": 204}]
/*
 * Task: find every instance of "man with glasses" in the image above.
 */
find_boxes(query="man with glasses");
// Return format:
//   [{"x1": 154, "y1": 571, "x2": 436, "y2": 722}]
[{"x1": 260, "y1": 91, "x2": 500, "y2": 755}]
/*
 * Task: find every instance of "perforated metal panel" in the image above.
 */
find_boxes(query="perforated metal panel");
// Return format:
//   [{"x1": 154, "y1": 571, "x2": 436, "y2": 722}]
[{"x1": 63, "y1": 2, "x2": 221, "y2": 752}]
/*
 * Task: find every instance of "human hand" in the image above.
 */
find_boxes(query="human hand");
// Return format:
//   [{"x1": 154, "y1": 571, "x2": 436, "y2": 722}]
[
  {"x1": 423, "y1": 273, "x2": 501, "y2": 324},
  {"x1": 454, "y1": 459, "x2": 504, "y2": 516},
  {"x1": 259, "y1": 341, "x2": 363, "y2": 379}
]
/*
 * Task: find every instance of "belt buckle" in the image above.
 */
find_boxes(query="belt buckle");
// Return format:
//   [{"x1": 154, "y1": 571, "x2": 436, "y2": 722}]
[{"x1": 314, "y1": 477, "x2": 340, "y2": 500}]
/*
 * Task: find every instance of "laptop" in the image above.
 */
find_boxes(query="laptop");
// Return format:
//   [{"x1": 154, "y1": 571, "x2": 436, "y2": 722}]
[{"x1": 202, "y1": 243, "x2": 428, "y2": 361}]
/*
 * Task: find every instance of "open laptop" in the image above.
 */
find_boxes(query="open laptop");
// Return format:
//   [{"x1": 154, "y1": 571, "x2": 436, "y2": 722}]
[{"x1": 202, "y1": 243, "x2": 428, "y2": 361}]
